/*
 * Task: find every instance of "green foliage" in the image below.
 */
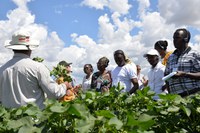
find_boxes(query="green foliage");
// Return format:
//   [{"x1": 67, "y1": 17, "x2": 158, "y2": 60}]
[
  {"x1": 32, "y1": 57, "x2": 44, "y2": 62},
  {"x1": 32, "y1": 57, "x2": 72, "y2": 82},
  {"x1": 1, "y1": 86, "x2": 200, "y2": 132},
  {"x1": 50, "y1": 64, "x2": 72, "y2": 82}
]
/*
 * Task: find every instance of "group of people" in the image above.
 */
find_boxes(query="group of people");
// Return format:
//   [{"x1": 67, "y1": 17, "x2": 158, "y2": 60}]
[
  {"x1": 80, "y1": 48, "x2": 166, "y2": 100},
  {"x1": 80, "y1": 28, "x2": 200, "y2": 100},
  {"x1": 0, "y1": 28, "x2": 200, "y2": 109},
  {"x1": 81, "y1": 50, "x2": 139, "y2": 94},
  {"x1": 143, "y1": 28, "x2": 200, "y2": 99}
]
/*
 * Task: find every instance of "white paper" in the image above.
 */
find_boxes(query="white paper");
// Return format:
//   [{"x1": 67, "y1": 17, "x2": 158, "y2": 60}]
[
  {"x1": 162, "y1": 71, "x2": 177, "y2": 81},
  {"x1": 96, "y1": 82, "x2": 101, "y2": 89}
]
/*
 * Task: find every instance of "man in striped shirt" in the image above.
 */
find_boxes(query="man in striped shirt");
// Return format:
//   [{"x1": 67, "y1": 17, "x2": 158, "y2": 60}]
[{"x1": 165, "y1": 28, "x2": 200, "y2": 97}]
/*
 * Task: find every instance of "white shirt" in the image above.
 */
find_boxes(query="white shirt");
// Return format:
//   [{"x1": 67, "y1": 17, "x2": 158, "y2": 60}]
[
  {"x1": 0, "y1": 53, "x2": 66, "y2": 109},
  {"x1": 111, "y1": 63, "x2": 137, "y2": 92},
  {"x1": 138, "y1": 73, "x2": 145, "y2": 90},
  {"x1": 82, "y1": 74, "x2": 92, "y2": 92},
  {"x1": 147, "y1": 61, "x2": 166, "y2": 99}
]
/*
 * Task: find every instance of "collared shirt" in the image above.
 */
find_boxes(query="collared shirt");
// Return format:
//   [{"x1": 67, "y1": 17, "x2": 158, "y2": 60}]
[
  {"x1": 165, "y1": 47, "x2": 200, "y2": 94},
  {"x1": 147, "y1": 61, "x2": 166, "y2": 97},
  {"x1": 0, "y1": 53, "x2": 66, "y2": 109},
  {"x1": 111, "y1": 63, "x2": 137, "y2": 92}
]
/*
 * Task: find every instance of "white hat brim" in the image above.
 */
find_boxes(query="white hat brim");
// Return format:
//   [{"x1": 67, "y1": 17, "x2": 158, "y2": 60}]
[
  {"x1": 143, "y1": 53, "x2": 159, "y2": 57},
  {"x1": 4, "y1": 40, "x2": 39, "y2": 50}
]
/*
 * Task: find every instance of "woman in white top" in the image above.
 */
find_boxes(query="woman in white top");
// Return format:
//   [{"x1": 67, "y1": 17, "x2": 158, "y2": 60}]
[{"x1": 82, "y1": 64, "x2": 93, "y2": 92}]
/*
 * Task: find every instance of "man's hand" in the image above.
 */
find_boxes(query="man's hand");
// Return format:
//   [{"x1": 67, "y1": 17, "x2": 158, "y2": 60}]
[
  {"x1": 64, "y1": 82, "x2": 72, "y2": 89},
  {"x1": 175, "y1": 71, "x2": 186, "y2": 77}
]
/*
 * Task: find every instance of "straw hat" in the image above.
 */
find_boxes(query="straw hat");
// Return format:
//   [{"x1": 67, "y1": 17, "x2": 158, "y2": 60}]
[{"x1": 4, "y1": 31, "x2": 39, "y2": 50}]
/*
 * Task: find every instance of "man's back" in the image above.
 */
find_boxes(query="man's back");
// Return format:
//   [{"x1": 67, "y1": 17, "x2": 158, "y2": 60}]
[
  {"x1": 0, "y1": 31, "x2": 67, "y2": 109},
  {"x1": 0, "y1": 53, "x2": 66, "y2": 109},
  {"x1": 0, "y1": 53, "x2": 47, "y2": 108}
]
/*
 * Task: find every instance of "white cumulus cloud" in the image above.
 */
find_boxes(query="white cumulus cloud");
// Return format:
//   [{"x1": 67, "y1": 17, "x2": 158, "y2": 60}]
[{"x1": 1, "y1": 0, "x2": 200, "y2": 84}]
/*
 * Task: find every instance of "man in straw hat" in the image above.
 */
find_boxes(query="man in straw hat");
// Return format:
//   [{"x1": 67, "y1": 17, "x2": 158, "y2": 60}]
[{"x1": 0, "y1": 31, "x2": 69, "y2": 109}]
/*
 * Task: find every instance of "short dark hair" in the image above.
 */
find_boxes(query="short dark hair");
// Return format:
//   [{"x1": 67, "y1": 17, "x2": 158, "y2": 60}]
[
  {"x1": 114, "y1": 50, "x2": 125, "y2": 56},
  {"x1": 154, "y1": 40, "x2": 168, "y2": 50},
  {"x1": 84, "y1": 64, "x2": 93, "y2": 72},
  {"x1": 173, "y1": 28, "x2": 191, "y2": 43}
]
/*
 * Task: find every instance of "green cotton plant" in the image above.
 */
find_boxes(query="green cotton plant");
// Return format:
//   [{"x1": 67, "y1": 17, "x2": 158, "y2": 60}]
[
  {"x1": 50, "y1": 64, "x2": 72, "y2": 83},
  {"x1": 145, "y1": 93, "x2": 200, "y2": 132},
  {"x1": 0, "y1": 103, "x2": 42, "y2": 133},
  {"x1": 1, "y1": 86, "x2": 200, "y2": 132},
  {"x1": 32, "y1": 57, "x2": 44, "y2": 62}
]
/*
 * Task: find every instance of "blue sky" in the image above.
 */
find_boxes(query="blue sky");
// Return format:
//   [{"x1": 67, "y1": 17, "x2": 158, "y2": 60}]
[
  {"x1": 0, "y1": 0, "x2": 200, "y2": 84},
  {"x1": 29, "y1": 0, "x2": 101, "y2": 45},
  {"x1": 26, "y1": 0, "x2": 142, "y2": 46}
]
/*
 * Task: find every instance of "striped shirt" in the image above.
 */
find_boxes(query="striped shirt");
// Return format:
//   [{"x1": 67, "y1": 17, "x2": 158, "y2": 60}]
[{"x1": 165, "y1": 47, "x2": 200, "y2": 94}]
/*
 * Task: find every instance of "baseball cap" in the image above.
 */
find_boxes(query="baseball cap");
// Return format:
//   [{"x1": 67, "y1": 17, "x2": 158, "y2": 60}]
[
  {"x1": 143, "y1": 49, "x2": 159, "y2": 57},
  {"x1": 58, "y1": 61, "x2": 72, "y2": 66}
]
